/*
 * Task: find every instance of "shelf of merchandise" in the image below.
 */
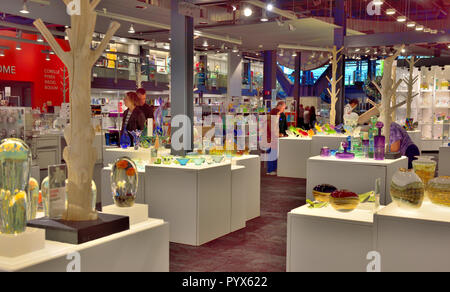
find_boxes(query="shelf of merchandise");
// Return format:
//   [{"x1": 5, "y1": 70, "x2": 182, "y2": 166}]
[{"x1": 395, "y1": 64, "x2": 449, "y2": 151}]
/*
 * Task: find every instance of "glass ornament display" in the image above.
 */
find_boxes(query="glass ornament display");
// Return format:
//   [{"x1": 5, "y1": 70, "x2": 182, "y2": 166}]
[
  {"x1": 28, "y1": 177, "x2": 39, "y2": 220},
  {"x1": 0, "y1": 138, "x2": 31, "y2": 234},
  {"x1": 426, "y1": 176, "x2": 450, "y2": 207},
  {"x1": 111, "y1": 157, "x2": 138, "y2": 207},
  {"x1": 390, "y1": 168, "x2": 425, "y2": 209}
]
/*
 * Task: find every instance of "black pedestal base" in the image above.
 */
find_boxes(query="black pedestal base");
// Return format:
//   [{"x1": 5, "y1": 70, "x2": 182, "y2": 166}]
[
  {"x1": 27, "y1": 213, "x2": 129, "y2": 244},
  {"x1": 385, "y1": 151, "x2": 401, "y2": 160}
]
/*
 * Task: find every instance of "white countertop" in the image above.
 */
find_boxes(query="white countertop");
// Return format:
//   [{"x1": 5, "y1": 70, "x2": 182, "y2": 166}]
[
  {"x1": 308, "y1": 155, "x2": 407, "y2": 166},
  {"x1": 377, "y1": 201, "x2": 450, "y2": 224},
  {"x1": 147, "y1": 161, "x2": 231, "y2": 171},
  {"x1": 280, "y1": 137, "x2": 312, "y2": 141},
  {"x1": 231, "y1": 165, "x2": 245, "y2": 171},
  {"x1": 313, "y1": 134, "x2": 348, "y2": 138},
  {"x1": 231, "y1": 154, "x2": 260, "y2": 161},
  {"x1": 0, "y1": 218, "x2": 165, "y2": 272},
  {"x1": 289, "y1": 204, "x2": 380, "y2": 225}
]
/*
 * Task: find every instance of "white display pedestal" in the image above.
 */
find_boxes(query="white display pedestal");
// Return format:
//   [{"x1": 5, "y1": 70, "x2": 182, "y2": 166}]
[
  {"x1": 439, "y1": 146, "x2": 450, "y2": 176},
  {"x1": 278, "y1": 137, "x2": 312, "y2": 179},
  {"x1": 145, "y1": 163, "x2": 232, "y2": 246},
  {"x1": 287, "y1": 205, "x2": 378, "y2": 272},
  {"x1": 0, "y1": 219, "x2": 169, "y2": 272},
  {"x1": 375, "y1": 201, "x2": 450, "y2": 272},
  {"x1": 407, "y1": 130, "x2": 422, "y2": 152},
  {"x1": 101, "y1": 166, "x2": 146, "y2": 207},
  {"x1": 306, "y1": 156, "x2": 408, "y2": 205},
  {"x1": 103, "y1": 204, "x2": 149, "y2": 226},
  {"x1": 231, "y1": 165, "x2": 246, "y2": 232},
  {"x1": 103, "y1": 148, "x2": 152, "y2": 166},
  {"x1": 311, "y1": 135, "x2": 348, "y2": 156},
  {"x1": 233, "y1": 155, "x2": 261, "y2": 220},
  {"x1": 0, "y1": 228, "x2": 45, "y2": 258}
]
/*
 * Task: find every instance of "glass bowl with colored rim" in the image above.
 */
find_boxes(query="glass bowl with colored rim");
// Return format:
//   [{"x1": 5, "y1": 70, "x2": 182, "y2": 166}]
[{"x1": 176, "y1": 158, "x2": 190, "y2": 166}]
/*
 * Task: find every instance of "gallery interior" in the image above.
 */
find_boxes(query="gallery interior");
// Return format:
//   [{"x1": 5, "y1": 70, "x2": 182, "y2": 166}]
[{"x1": 0, "y1": 0, "x2": 449, "y2": 272}]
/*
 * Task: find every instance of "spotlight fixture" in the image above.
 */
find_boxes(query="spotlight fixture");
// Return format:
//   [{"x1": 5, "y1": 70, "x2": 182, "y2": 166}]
[
  {"x1": 292, "y1": 51, "x2": 297, "y2": 57},
  {"x1": 243, "y1": 7, "x2": 253, "y2": 17},
  {"x1": 354, "y1": 48, "x2": 360, "y2": 52},
  {"x1": 45, "y1": 54, "x2": 50, "y2": 61},
  {"x1": 448, "y1": 44, "x2": 450, "y2": 49},
  {"x1": 415, "y1": 25, "x2": 424, "y2": 31},
  {"x1": 386, "y1": 8, "x2": 396, "y2": 15},
  {"x1": 430, "y1": 30, "x2": 438, "y2": 34},
  {"x1": 128, "y1": 24, "x2": 135, "y2": 34},
  {"x1": 407, "y1": 21, "x2": 415, "y2": 28},
  {"x1": 288, "y1": 24, "x2": 296, "y2": 31},
  {"x1": 279, "y1": 49, "x2": 284, "y2": 57},
  {"x1": 20, "y1": 1, "x2": 30, "y2": 14},
  {"x1": 401, "y1": 48, "x2": 406, "y2": 54},
  {"x1": 373, "y1": 0, "x2": 383, "y2": 5},
  {"x1": 16, "y1": 43, "x2": 21, "y2": 51},
  {"x1": 397, "y1": 16, "x2": 407, "y2": 22},
  {"x1": 0, "y1": 50, "x2": 4, "y2": 57},
  {"x1": 424, "y1": 27, "x2": 431, "y2": 33},
  {"x1": 232, "y1": 46, "x2": 239, "y2": 53},
  {"x1": 37, "y1": 34, "x2": 43, "y2": 42},
  {"x1": 267, "y1": 2, "x2": 274, "y2": 11},
  {"x1": 365, "y1": 48, "x2": 371, "y2": 53},
  {"x1": 202, "y1": 40, "x2": 209, "y2": 47}
]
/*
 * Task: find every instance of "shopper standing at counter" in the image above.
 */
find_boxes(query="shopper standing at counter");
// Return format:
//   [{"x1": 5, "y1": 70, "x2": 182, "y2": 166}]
[
  {"x1": 136, "y1": 88, "x2": 155, "y2": 120},
  {"x1": 390, "y1": 122, "x2": 420, "y2": 169},
  {"x1": 121, "y1": 92, "x2": 146, "y2": 146}
]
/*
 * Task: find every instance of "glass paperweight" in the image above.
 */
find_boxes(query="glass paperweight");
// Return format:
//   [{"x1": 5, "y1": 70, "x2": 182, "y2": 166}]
[
  {"x1": 111, "y1": 157, "x2": 138, "y2": 207},
  {"x1": 28, "y1": 177, "x2": 40, "y2": 220},
  {"x1": 0, "y1": 138, "x2": 31, "y2": 234},
  {"x1": 426, "y1": 176, "x2": 450, "y2": 207},
  {"x1": 390, "y1": 168, "x2": 425, "y2": 209}
]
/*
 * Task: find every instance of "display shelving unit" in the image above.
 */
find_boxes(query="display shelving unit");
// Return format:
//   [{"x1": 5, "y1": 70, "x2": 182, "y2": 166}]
[{"x1": 395, "y1": 64, "x2": 449, "y2": 151}]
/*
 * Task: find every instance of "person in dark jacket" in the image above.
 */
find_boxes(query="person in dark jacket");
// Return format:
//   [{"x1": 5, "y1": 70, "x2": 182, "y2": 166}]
[
  {"x1": 309, "y1": 106, "x2": 317, "y2": 129},
  {"x1": 136, "y1": 88, "x2": 155, "y2": 120},
  {"x1": 121, "y1": 91, "x2": 146, "y2": 146}
]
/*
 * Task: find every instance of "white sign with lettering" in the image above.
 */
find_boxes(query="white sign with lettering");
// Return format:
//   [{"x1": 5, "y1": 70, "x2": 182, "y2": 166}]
[{"x1": 0, "y1": 65, "x2": 16, "y2": 75}]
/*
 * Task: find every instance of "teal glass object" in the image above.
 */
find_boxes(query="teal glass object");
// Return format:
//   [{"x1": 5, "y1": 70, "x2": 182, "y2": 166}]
[
  {"x1": 176, "y1": 158, "x2": 190, "y2": 166},
  {"x1": 111, "y1": 157, "x2": 138, "y2": 207},
  {"x1": 193, "y1": 157, "x2": 205, "y2": 166},
  {"x1": 212, "y1": 155, "x2": 224, "y2": 163},
  {"x1": 0, "y1": 138, "x2": 31, "y2": 234},
  {"x1": 27, "y1": 177, "x2": 39, "y2": 220}
]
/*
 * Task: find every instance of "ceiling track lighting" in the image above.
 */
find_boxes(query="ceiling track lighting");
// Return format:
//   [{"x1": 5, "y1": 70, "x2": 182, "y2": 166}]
[
  {"x1": 386, "y1": 8, "x2": 396, "y2": 15},
  {"x1": 37, "y1": 34, "x2": 43, "y2": 42},
  {"x1": 45, "y1": 54, "x2": 50, "y2": 61},
  {"x1": 354, "y1": 48, "x2": 360, "y2": 52},
  {"x1": 202, "y1": 40, "x2": 209, "y2": 47},
  {"x1": 20, "y1": 1, "x2": 30, "y2": 14},
  {"x1": 424, "y1": 27, "x2": 431, "y2": 33},
  {"x1": 261, "y1": 10, "x2": 268, "y2": 22},
  {"x1": 292, "y1": 51, "x2": 297, "y2": 57},
  {"x1": 232, "y1": 46, "x2": 239, "y2": 53},
  {"x1": 266, "y1": 2, "x2": 274, "y2": 11},
  {"x1": 397, "y1": 16, "x2": 407, "y2": 22},
  {"x1": 279, "y1": 49, "x2": 284, "y2": 56}
]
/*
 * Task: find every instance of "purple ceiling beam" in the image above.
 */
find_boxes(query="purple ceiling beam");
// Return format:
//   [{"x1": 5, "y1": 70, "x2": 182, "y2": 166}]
[{"x1": 344, "y1": 31, "x2": 450, "y2": 48}]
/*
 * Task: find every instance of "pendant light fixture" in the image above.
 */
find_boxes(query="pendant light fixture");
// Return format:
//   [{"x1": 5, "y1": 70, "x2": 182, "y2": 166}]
[
  {"x1": 373, "y1": 0, "x2": 383, "y2": 5},
  {"x1": 37, "y1": 34, "x2": 43, "y2": 42},
  {"x1": 424, "y1": 27, "x2": 431, "y2": 33},
  {"x1": 407, "y1": 21, "x2": 415, "y2": 28},
  {"x1": 128, "y1": 24, "x2": 135, "y2": 34},
  {"x1": 397, "y1": 16, "x2": 407, "y2": 22},
  {"x1": 243, "y1": 7, "x2": 253, "y2": 17},
  {"x1": 45, "y1": 53, "x2": 50, "y2": 61},
  {"x1": 20, "y1": 1, "x2": 30, "y2": 14},
  {"x1": 16, "y1": 43, "x2": 22, "y2": 51},
  {"x1": 292, "y1": 51, "x2": 297, "y2": 57},
  {"x1": 279, "y1": 49, "x2": 284, "y2": 57},
  {"x1": 232, "y1": 46, "x2": 239, "y2": 53},
  {"x1": 415, "y1": 25, "x2": 424, "y2": 31},
  {"x1": 0, "y1": 50, "x2": 4, "y2": 57},
  {"x1": 386, "y1": 9, "x2": 396, "y2": 15},
  {"x1": 261, "y1": 10, "x2": 268, "y2": 22}
]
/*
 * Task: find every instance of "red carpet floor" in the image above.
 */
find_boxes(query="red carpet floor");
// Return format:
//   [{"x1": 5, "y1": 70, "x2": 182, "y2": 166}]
[{"x1": 170, "y1": 168, "x2": 306, "y2": 272}]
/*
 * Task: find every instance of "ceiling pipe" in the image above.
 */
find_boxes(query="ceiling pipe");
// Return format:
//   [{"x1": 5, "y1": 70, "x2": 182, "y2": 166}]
[
  {"x1": 278, "y1": 44, "x2": 332, "y2": 52},
  {"x1": 0, "y1": 20, "x2": 65, "y2": 37},
  {"x1": 96, "y1": 9, "x2": 242, "y2": 45}
]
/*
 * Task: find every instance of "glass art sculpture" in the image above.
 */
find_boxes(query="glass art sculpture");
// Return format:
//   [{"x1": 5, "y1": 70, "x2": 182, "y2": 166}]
[
  {"x1": 426, "y1": 176, "x2": 450, "y2": 207},
  {"x1": 329, "y1": 190, "x2": 360, "y2": 212},
  {"x1": 111, "y1": 158, "x2": 138, "y2": 207},
  {"x1": 412, "y1": 156, "x2": 436, "y2": 186},
  {"x1": 312, "y1": 184, "x2": 337, "y2": 203},
  {"x1": 390, "y1": 168, "x2": 425, "y2": 209},
  {"x1": 28, "y1": 177, "x2": 40, "y2": 220},
  {"x1": 0, "y1": 138, "x2": 31, "y2": 234}
]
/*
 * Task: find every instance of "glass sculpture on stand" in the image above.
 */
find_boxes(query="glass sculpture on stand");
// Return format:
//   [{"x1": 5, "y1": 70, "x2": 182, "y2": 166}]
[
  {"x1": 27, "y1": 178, "x2": 40, "y2": 220},
  {"x1": 426, "y1": 176, "x2": 450, "y2": 207},
  {"x1": 111, "y1": 157, "x2": 138, "y2": 207},
  {"x1": 0, "y1": 138, "x2": 31, "y2": 234},
  {"x1": 412, "y1": 156, "x2": 436, "y2": 186},
  {"x1": 129, "y1": 130, "x2": 142, "y2": 150},
  {"x1": 390, "y1": 168, "x2": 425, "y2": 209}
]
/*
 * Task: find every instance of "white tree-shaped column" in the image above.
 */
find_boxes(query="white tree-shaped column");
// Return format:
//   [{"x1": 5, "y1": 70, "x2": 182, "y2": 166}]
[
  {"x1": 372, "y1": 45, "x2": 406, "y2": 152},
  {"x1": 34, "y1": 0, "x2": 120, "y2": 221},
  {"x1": 326, "y1": 46, "x2": 344, "y2": 126},
  {"x1": 403, "y1": 56, "x2": 420, "y2": 120}
]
